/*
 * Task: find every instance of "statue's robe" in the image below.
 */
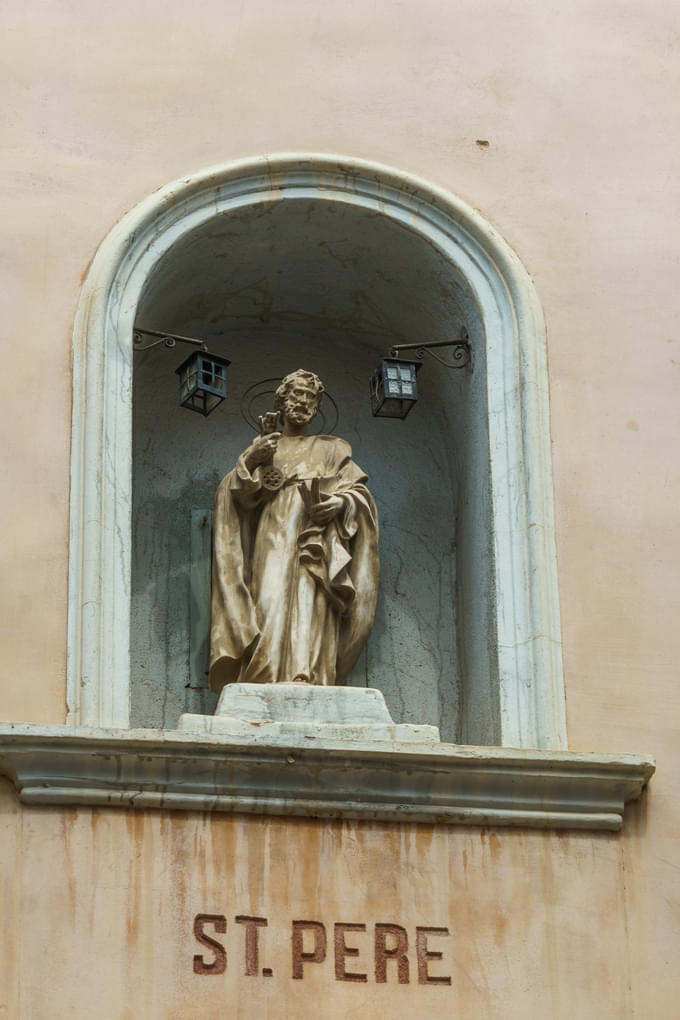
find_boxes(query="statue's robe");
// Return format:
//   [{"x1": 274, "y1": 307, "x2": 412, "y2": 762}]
[{"x1": 209, "y1": 434, "x2": 379, "y2": 691}]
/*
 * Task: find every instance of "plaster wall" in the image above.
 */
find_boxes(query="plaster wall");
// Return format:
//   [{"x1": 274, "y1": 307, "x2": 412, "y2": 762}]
[
  {"x1": 0, "y1": 779, "x2": 657, "y2": 1020},
  {"x1": 1, "y1": 1, "x2": 678, "y2": 1017}
]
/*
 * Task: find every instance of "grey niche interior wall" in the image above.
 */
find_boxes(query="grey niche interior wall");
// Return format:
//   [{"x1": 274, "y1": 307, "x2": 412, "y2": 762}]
[{"x1": 131, "y1": 196, "x2": 494, "y2": 743}]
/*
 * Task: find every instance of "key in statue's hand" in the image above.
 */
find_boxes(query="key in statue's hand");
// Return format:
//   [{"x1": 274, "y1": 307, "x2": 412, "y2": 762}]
[
  {"x1": 258, "y1": 412, "x2": 281, "y2": 436},
  {"x1": 245, "y1": 432, "x2": 281, "y2": 470}
]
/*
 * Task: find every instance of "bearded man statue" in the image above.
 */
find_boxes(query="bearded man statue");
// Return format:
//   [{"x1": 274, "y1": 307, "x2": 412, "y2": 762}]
[{"x1": 209, "y1": 369, "x2": 379, "y2": 692}]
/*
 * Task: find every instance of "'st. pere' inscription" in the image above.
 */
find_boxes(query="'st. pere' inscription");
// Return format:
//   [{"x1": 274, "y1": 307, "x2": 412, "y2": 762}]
[{"x1": 193, "y1": 914, "x2": 451, "y2": 986}]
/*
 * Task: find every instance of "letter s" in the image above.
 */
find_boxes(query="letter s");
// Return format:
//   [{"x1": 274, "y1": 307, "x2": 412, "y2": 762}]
[{"x1": 193, "y1": 914, "x2": 227, "y2": 975}]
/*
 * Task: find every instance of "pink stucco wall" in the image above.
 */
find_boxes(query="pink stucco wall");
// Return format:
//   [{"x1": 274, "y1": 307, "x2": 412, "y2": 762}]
[{"x1": 1, "y1": 3, "x2": 677, "y2": 1016}]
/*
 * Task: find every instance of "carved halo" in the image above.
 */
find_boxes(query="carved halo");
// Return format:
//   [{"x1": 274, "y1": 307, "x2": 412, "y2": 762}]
[{"x1": 240, "y1": 376, "x2": 339, "y2": 435}]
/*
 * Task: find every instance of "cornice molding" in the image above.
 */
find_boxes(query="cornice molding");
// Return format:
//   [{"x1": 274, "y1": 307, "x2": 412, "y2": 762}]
[{"x1": 0, "y1": 725, "x2": 654, "y2": 831}]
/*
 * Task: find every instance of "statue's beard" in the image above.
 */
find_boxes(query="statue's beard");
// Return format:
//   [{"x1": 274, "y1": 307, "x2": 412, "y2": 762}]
[{"x1": 286, "y1": 405, "x2": 316, "y2": 425}]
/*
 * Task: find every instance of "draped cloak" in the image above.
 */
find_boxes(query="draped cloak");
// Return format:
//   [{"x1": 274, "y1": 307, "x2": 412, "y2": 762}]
[{"x1": 209, "y1": 434, "x2": 379, "y2": 691}]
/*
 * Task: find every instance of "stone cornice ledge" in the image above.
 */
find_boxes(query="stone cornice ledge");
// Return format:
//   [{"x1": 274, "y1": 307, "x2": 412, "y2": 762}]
[{"x1": 0, "y1": 724, "x2": 654, "y2": 831}]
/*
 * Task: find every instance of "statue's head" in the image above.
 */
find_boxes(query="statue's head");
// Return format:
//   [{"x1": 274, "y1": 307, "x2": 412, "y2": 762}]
[{"x1": 274, "y1": 369, "x2": 325, "y2": 427}]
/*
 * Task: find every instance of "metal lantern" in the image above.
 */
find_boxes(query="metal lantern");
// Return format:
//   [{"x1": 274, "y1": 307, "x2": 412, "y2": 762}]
[
  {"x1": 369, "y1": 357, "x2": 421, "y2": 419},
  {"x1": 175, "y1": 351, "x2": 231, "y2": 416}
]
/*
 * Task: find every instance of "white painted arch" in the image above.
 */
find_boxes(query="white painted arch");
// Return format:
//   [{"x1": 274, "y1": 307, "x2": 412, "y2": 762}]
[{"x1": 68, "y1": 154, "x2": 567, "y2": 749}]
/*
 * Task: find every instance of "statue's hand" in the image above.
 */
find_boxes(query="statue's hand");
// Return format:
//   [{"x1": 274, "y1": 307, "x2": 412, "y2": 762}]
[
  {"x1": 245, "y1": 432, "x2": 281, "y2": 471},
  {"x1": 258, "y1": 412, "x2": 281, "y2": 436},
  {"x1": 309, "y1": 493, "x2": 344, "y2": 524}
]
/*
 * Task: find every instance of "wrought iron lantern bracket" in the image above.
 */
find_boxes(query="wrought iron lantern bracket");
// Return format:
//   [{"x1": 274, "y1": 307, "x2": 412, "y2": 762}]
[
  {"x1": 370, "y1": 330, "x2": 471, "y2": 419},
  {"x1": 132, "y1": 326, "x2": 208, "y2": 352},
  {"x1": 389, "y1": 330, "x2": 471, "y2": 370}
]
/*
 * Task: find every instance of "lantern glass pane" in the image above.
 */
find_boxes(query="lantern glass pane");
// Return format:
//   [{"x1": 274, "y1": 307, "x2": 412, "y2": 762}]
[
  {"x1": 180, "y1": 370, "x2": 196, "y2": 399},
  {"x1": 204, "y1": 391, "x2": 222, "y2": 413},
  {"x1": 386, "y1": 365, "x2": 398, "y2": 379}
]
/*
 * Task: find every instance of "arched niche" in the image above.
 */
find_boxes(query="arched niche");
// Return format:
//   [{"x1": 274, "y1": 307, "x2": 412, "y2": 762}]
[{"x1": 68, "y1": 154, "x2": 567, "y2": 750}]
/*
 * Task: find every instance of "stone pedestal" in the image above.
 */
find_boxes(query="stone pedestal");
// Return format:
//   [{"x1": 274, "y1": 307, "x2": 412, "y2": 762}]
[{"x1": 177, "y1": 683, "x2": 440, "y2": 744}]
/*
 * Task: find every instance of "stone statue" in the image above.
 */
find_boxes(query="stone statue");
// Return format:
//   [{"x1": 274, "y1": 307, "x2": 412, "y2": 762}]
[{"x1": 209, "y1": 369, "x2": 379, "y2": 692}]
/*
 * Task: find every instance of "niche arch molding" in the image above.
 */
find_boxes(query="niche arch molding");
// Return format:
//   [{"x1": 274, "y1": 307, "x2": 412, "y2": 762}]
[{"x1": 67, "y1": 153, "x2": 567, "y2": 750}]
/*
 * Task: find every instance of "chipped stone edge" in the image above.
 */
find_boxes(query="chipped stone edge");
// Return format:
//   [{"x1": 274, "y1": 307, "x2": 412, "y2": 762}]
[{"x1": 0, "y1": 724, "x2": 654, "y2": 832}]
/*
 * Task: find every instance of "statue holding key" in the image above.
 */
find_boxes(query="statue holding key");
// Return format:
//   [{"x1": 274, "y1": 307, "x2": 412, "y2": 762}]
[{"x1": 209, "y1": 369, "x2": 379, "y2": 692}]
